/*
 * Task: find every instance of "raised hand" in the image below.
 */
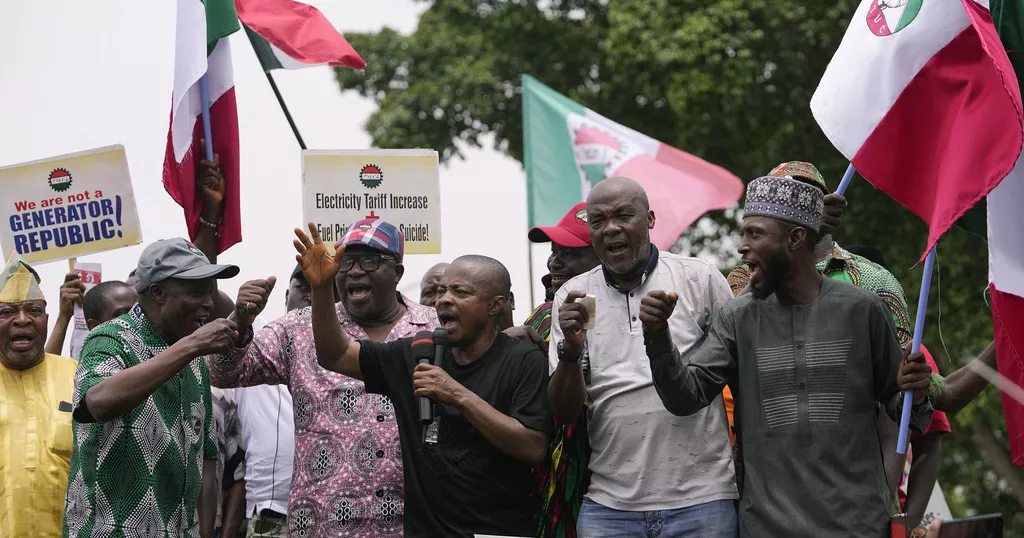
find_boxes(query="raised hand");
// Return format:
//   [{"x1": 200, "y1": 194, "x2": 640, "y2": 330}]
[
  {"x1": 820, "y1": 193, "x2": 847, "y2": 236},
  {"x1": 639, "y1": 291, "x2": 678, "y2": 334},
  {"x1": 558, "y1": 290, "x2": 590, "y2": 358},
  {"x1": 197, "y1": 138, "x2": 225, "y2": 210},
  {"x1": 293, "y1": 222, "x2": 344, "y2": 288},
  {"x1": 185, "y1": 318, "x2": 239, "y2": 357},
  {"x1": 234, "y1": 277, "x2": 277, "y2": 330},
  {"x1": 57, "y1": 272, "x2": 86, "y2": 318}
]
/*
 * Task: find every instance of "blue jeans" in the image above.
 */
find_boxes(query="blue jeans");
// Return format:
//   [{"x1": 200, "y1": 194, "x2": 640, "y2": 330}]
[{"x1": 577, "y1": 498, "x2": 738, "y2": 538}]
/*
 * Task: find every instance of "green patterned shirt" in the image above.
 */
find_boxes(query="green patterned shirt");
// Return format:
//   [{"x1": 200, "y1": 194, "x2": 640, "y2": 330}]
[{"x1": 62, "y1": 304, "x2": 218, "y2": 538}]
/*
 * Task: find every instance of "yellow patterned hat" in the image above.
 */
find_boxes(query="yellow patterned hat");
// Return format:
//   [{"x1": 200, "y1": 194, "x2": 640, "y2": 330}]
[{"x1": 0, "y1": 253, "x2": 45, "y2": 303}]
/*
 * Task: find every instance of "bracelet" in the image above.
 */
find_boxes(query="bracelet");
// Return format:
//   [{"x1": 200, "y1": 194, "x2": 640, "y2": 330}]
[
  {"x1": 557, "y1": 340, "x2": 583, "y2": 363},
  {"x1": 199, "y1": 217, "x2": 222, "y2": 238}
]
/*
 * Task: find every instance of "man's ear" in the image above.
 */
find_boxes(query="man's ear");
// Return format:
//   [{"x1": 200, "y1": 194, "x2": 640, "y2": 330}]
[
  {"x1": 149, "y1": 283, "x2": 166, "y2": 305},
  {"x1": 489, "y1": 295, "x2": 508, "y2": 317},
  {"x1": 86, "y1": 319, "x2": 99, "y2": 331},
  {"x1": 789, "y1": 226, "x2": 808, "y2": 252},
  {"x1": 647, "y1": 210, "x2": 656, "y2": 231},
  {"x1": 395, "y1": 263, "x2": 405, "y2": 283}
]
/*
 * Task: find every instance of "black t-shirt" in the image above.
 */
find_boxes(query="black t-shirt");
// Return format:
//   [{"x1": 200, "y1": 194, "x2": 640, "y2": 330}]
[{"x1": 359, "y1": 331, "x2": 552, "y2": 538}]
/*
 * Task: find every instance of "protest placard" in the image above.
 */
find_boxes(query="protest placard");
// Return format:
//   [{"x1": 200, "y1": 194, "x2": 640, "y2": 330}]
[
  {"x1": 69, "y1": 262, "x2": 101, "y2": 360},
  {"x1": 0, "y1": 145, "x2": 143, "y2": 264},
  {"x1": 302, "y1": 149, "x2": 441, "y2": 254}
]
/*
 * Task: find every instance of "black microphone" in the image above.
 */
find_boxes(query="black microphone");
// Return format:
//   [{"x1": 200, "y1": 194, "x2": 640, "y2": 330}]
[
  {"x1": 432, "y1": 328, "x2": 448, "y2": 372},
  {"x1": 411, "y1": 331, "x2": 435, "y2": 425}
]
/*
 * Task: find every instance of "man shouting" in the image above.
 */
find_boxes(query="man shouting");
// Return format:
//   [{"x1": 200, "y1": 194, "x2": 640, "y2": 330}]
[
  {"x1": 294, "y1": 223, "x2": 552, "y2": 538},
  {"x1": 636, "y1": 175, "x2": 934, "y2": 536}
]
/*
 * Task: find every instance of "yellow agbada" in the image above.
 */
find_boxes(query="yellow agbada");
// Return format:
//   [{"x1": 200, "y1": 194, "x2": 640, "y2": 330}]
[{"x1": 0, "y1": 353, "x2": 77, "y2": 538}]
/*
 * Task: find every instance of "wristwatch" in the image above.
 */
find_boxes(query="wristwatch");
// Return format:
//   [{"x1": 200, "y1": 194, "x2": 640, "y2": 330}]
[{"x1": 557, "y1": 340, "x2": 583, "y2": 363}]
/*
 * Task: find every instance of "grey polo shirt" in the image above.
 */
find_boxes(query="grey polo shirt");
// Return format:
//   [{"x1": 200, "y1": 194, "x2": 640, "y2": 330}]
[{"x1": 549, "y1": 247, "x2": 737, "y2": 511}]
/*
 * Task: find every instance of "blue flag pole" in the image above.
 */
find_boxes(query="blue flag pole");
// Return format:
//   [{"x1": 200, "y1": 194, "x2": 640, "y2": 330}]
[
  {"x1": 897, "y1": 247, "x2": 936, "y2": 454},
  {"x1": 829, "y1": 162, "x2": 931, "y2": 455},
  {"x1": 199, "y1": 74, "x2": 215, "y2": 161},
  {"x1": 836, "y1": 163, "x2": 857, "y2": 195}
]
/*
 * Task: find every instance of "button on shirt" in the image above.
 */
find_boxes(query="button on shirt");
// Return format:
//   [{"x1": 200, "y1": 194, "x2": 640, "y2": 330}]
[
  {"x1": 0, "y1": 353, "x2": 77, "y2": 538},
  {"x1": 549, "y1": 247, "x2": 737, "y2": 511},
  {"x1": 208, "y1": 295, "x2": 438, "y2": 537}
]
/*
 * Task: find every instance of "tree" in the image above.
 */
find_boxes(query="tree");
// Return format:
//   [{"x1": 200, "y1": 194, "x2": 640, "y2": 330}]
[{"x1": 336, "y1": 1, "x2": 1021, "y2": 532}]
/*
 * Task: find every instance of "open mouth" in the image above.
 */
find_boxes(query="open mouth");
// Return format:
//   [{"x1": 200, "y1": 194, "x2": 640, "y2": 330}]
[
  {"x1": 605, "y1": 241, "x2": 629, "y2": 257},
  {"x1": 437, "y1": 310, "x2": 459, "y2": 331},
  {"x1": 346, "y1": 284, "x2": 373, "y2": 301},
  {"x1": 9, "y1": 333, "x2": 35, "y2": 351},
  {"x1": 743, "y1": 260, "x2": 762, "y2": 283},
  {"x1": 549, "y1": 274, "x2": 568, "y2": 288}
]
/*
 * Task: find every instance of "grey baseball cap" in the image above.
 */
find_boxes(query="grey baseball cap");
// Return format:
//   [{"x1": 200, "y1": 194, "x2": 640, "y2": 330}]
[{"x1": 134, "y1": 238, "x2": 239, "y2": 292}]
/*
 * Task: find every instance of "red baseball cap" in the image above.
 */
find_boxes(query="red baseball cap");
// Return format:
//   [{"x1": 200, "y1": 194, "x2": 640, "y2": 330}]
[{"x1": 528, "y1": 202, "x2": 591, "y2": 247}]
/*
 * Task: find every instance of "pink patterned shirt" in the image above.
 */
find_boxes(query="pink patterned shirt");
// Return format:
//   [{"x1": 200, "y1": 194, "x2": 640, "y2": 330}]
[{"x1": 208, "y1": 295, "x2": 438, "y2": 538}]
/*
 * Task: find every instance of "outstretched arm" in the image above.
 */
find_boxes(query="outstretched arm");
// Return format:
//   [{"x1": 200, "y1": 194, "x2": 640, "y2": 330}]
[{"x1": 293, "y1": 223, "x2": 363, "y2": 379}]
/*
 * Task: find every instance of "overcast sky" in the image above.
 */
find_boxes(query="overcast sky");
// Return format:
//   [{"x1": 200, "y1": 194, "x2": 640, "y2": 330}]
[{"x1": 1, "y1": 0, "x2": 557, "y2": 351}]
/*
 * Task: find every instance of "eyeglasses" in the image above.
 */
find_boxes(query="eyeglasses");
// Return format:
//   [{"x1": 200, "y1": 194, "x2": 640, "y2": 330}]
[{"x1": 339, "y1": 253, "x2": 395, "y2": 273}]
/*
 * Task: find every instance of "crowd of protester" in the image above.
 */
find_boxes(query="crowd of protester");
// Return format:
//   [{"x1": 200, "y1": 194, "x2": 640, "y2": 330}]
[{"x1": 0, "y1": 158, "x2": 1003, "y2": 538}]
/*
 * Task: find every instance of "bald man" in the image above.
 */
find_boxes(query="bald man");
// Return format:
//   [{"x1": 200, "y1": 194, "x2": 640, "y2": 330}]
[
  {"x1": 550, "y1": 178, "x2": 737, "y2": 536},
  {"x1": 419, "y1": 262, "x2": 450, "y2": 307},
  {"x1": 294, "y1": 224, "x2": 552, "y2": 538}
]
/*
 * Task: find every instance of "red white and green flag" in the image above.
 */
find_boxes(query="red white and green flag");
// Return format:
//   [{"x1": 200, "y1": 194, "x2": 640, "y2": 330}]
[
  {"x1": 521, "y1": 75, "x2": 744, "y2": 249},
  {"x1": 810, "y1": 0, "x2": 1023, "y2": 257},
  {"x1": 162, "y1": 0, "x2": 242, "y2": 254},
  {"x1": 237, "y1": 0, "x2": 365, "y2": 71},
  {"x1": 989, "y1": 0, "x2": 1024, "y2": 466}
]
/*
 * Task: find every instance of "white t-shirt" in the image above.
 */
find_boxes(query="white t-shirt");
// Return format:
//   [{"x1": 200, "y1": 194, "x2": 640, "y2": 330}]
[
  {"x1": 236, "y1": 316, "x2": 295, "y2": 517},
  {"x1": 549, "y1": 249, "x2": 737, "y2": 511}
]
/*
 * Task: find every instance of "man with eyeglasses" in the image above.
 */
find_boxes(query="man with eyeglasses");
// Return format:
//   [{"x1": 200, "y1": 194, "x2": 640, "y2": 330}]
[{"x1": 208, "y1": 218, "x2": 439, "y2": 537}]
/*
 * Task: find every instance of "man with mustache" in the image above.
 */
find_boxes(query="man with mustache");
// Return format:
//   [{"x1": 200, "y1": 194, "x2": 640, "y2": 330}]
[
  {"x1": 208, "y1": 219, "x2": 438, "y2": 537},
  {"x1": 520, "y1": 201, "x2": 601, "y2": 538},
  {"x1": 0, "y1": 254, "x2": 78, "y2": 537},
  {"x1": 639, "y1": 175, "x2": 934, "y2": 536},
  {"x1": 550, "y1": 179, "x2": 738, "y2": 537},
  {"x1": 62, "y1": 238, "x2": 273, "y2": 538},
  {"x1": 294, "y1": 223, "x2": 552, "y2": 537}
]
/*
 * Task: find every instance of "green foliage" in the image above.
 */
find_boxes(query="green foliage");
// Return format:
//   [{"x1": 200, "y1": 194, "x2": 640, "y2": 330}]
[{"x1": 336, "y1": 1, "x2": 1017, "y2": 531}]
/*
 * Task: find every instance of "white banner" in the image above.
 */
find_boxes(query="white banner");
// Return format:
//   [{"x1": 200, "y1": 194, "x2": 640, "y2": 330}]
[
  {"x1": 0, "y1": 145, "x2": 142, "y2": 264},
  {"x1": 302, "y1": 149, "x2": 441, "y2": 254}
]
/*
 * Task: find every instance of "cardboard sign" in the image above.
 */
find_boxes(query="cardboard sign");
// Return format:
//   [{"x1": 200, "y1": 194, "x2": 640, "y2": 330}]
[
  {"x1": 302, "y1": 149, "x2": 441, "y2": 254},
  {"x1": 69, "y1": 262, "x2": 101, "y2": 360},
  {"x1": 0, "y1": 145, "x2": 143, "y2": 264}
]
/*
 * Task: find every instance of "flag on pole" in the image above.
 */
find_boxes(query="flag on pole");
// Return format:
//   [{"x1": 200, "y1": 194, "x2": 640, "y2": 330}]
[
  {"x1": 989, "y1": 0, "x2": 1024, "y2": 466},
  {"x1": 162, "y1": 0, "x2": 242, "y2": 254},
  {"x1": 810, "y1": 0, "x2": 1023, "y2": 260},
  {"x1": 237, "y1": 0, "x2": 365, "y2": 71},
  {"x1": 521, "y1": 75, "x2": 744, "y2": 250}
]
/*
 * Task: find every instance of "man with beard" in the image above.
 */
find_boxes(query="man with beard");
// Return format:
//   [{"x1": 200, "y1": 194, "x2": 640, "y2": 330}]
[
  {"x1": 550, "y1": 179, "x2": 738, "y2": 537},
  {"x1": 294, "y1": 222, "x2": 552, "y2": 537},
  {"x1": 209, "y1": 219, "x2": 438, "y2": 537},
  {"x1": 62, "y1": 238, "x2": 274, "y2": 538},
  {"x1": 419, "y1": 262, "x2": 450, "y2": 307},
  {"x1": 639, "y1": 175, "x2": 934, "y2": 536},
  {"x1": 520, "y1": 201, "x2": 601, "y2": 538},
  {"x1": 0, "y1": 255, "x2": 78, "y2": 537}
]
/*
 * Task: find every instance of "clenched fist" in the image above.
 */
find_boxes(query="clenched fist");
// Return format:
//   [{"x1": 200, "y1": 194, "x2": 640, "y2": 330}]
[
  {"x1": 235, "y1": 277, "x2": 277, "y2": 331},
  {"x1": 557, "y1": 290, "x2": 591, "y2": 358},
  {"x1": 639, "y1": 291, "x2": 678, "y2": 334},
  {"x1": 185, "y1": 318, "x2": 239, "y2": 357}
]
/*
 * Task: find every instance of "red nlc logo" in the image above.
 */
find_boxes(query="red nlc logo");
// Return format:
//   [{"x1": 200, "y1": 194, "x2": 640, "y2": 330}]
[{"x1": 866, "y1": 0, "x2": 923, "y2": 37}]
